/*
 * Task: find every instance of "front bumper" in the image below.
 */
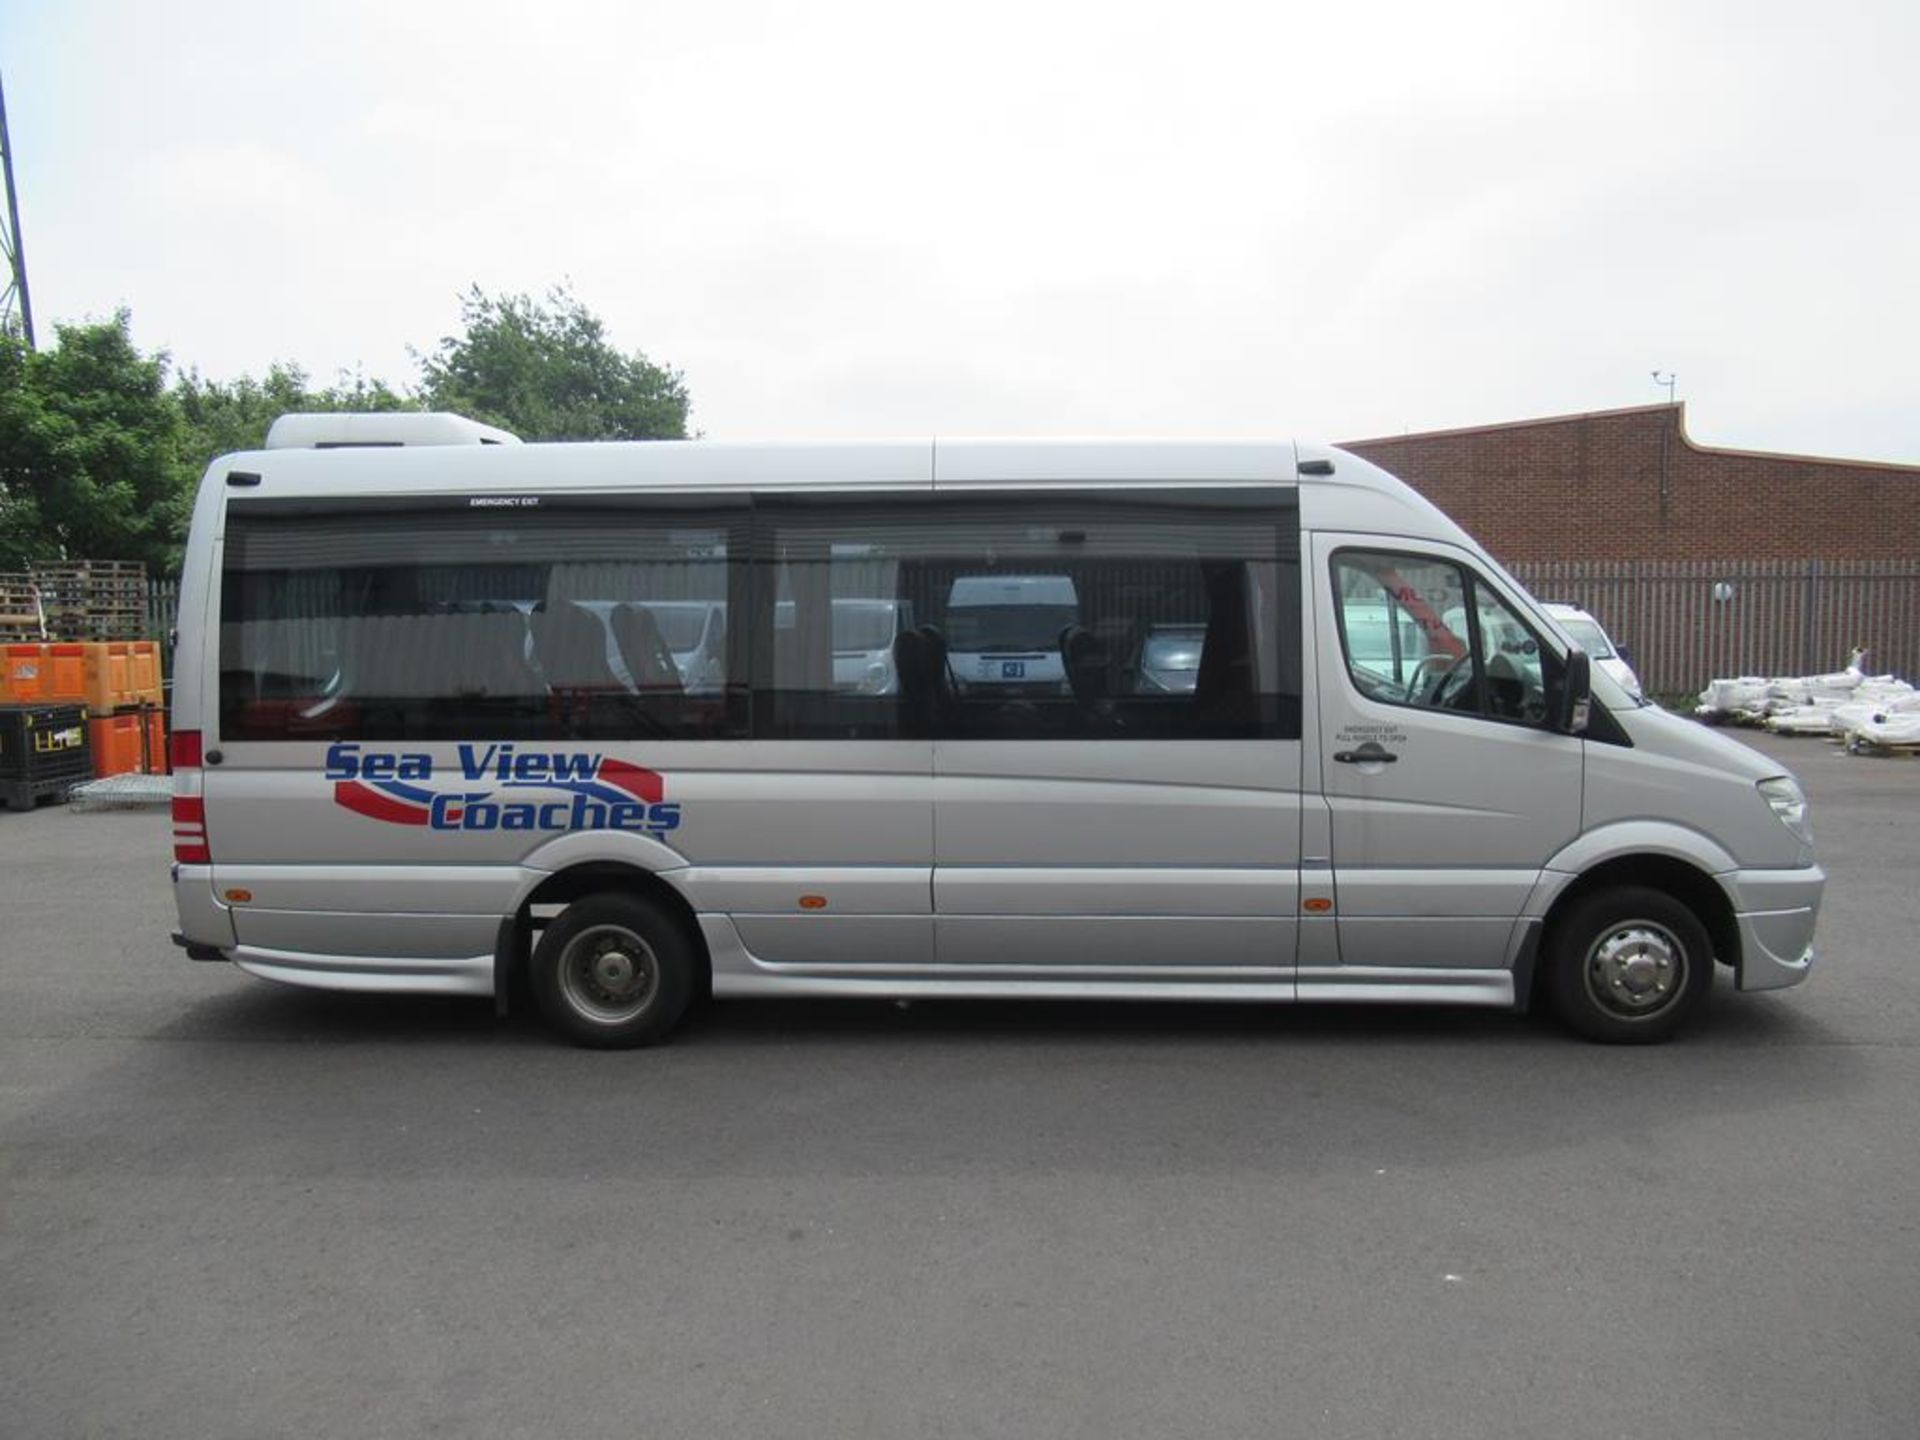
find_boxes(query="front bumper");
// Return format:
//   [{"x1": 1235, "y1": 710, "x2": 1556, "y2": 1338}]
[{"x1": 1724, "y1": 864, "x2": 1824, "y2": 992}]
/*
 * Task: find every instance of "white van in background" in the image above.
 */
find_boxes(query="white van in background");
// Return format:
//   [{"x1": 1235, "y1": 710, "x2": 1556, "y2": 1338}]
[
  {"x1": 169, "y1": 419, "x2": 1823, "y2": 1049},
  {"x1": 944, "y1": 575, "x2": 1079, "y2": 694},
  {"x1": 1544, "y1": 602, "x2": 1643, "y2": 697},
  {"x1": 829, "y1": 598, "x2": 913, "y2": 695},
  {"x1": 634, "y1": 601, "x2": 727, "y2": 694}
]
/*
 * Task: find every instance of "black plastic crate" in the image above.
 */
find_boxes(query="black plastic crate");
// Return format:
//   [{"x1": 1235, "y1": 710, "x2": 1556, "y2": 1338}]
[{"x1": 1, "y1": 703, "x2": 92, "y2": 812}]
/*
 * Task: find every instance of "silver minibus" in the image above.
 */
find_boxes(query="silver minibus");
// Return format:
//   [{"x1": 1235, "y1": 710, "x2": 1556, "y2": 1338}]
[{"x1": 169, "y1": 415, "x2": 1822, "y2": 1046}]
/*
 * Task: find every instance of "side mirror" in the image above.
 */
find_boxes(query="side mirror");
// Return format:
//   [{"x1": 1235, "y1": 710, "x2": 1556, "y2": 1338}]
[
  {"x1": 1556, "y1": 648, "x2": 1592, "y2": 734},
  {"x1": 1616, "y1": 643, "x2": 1633, "y2": 665}
]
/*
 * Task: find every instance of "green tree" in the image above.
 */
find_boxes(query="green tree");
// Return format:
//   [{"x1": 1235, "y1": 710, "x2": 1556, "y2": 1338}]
[
  {"x1": 0, "y1": 287, "x2": 691, "y2": 573},
  {"x1": 416, "y1": 285, "x2": 689, "y2": 441},
  {"x1": 0, "y1": 336, "x2": 46, "y2": 570},
  {"x1": 0, "y1": 313, "x2": 196, "y2": 572},
  {"x1": 174, "y1": 363, "x2": 412, "y2": 467}
]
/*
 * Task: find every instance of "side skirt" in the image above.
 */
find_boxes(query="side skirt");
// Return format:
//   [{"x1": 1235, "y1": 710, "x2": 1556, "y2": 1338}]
[{"x1": 702, "y1": 917, "x2": 1515, "y2": 1007}]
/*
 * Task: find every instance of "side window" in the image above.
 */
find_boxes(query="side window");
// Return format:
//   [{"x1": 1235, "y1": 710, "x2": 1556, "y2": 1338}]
[
  {"x1": 925, "y1": 491, "x2": 1301, "y2": 741},
  {"x1": 755, "y1": 494, "x2": 925, "y2": 740},
  {"x1": 1473, "y1": 585, "x2": 1549, "y2": 724},
  {"x1": 220, "y1": 500, "x2": 750, "y2": 742},
  {"x1": 224, "y1": 489, "x2": 1304, "y2": 745},
  {"x1": 754, "y1": 489, "x2": 1302, "y2": 742},
  {"x1": 1333, "y1": 553, "x2": 1472, "y2": 706},
  {"x1": 1332, "y1": 551, "x2": 1553, "y2": 726}
]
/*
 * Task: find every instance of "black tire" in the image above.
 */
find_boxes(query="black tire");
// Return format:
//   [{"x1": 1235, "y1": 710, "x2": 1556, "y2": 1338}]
[
  {"x1": 1544, "y1": 885, "x2": 1712, "y2": 1044},
  {"x1": 529, "y1": 892, "x2": 696, "y2": 1049}
]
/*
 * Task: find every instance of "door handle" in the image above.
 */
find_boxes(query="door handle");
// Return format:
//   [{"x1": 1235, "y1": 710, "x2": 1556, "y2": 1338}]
[{"x1": 1333, "y1": 744, "x2": 1398, "y2": 764}]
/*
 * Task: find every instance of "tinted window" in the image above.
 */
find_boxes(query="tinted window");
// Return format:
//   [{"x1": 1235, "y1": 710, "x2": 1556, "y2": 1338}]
[
  {"x1": 754, "y1": 494, "x2": 932, "y2": 739},
  {"x1": 758, "y1": 489, "x2": 1301, "y2": 741},
  {"x1": 221, "y1": 488, "x2": 1301, "y2": 744},
  {"x1": 220, "y1": 498, "x2": 748, "y2": 741},
  {"x1": 644, "y1": 604, "x2": 715, "y2": 653}
]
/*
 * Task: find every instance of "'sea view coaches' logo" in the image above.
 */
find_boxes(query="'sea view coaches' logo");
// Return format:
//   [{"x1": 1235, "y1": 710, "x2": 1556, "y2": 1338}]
[{"x1": 326, "y1": 742, "x2": 681, "y2": 836}]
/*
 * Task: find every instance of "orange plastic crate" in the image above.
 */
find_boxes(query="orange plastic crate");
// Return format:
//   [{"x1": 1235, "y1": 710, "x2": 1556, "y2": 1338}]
[
  {"x1": 1, "y1": 644, "x2": 43, "y2": 702},
  {"x1": 143, "y1": 706, "x2": 169, "y2": 774},
  {"x1": 48, "y1": 645, "x2": 86, "y2": 701},
  {"x1": 1, "y1": 643, "x2": 88, "y2": 704},
  {"x1": 82, "y1": 642, "x2": 132, "y2": 711},
  {"x1": 88, "y1": 713, "x2": 148, "y2": 777},
  {"x1": 126, "y1": 640, "x2": 163, "y2": 705},
  {"x1": 75, "y1": 641, "x2": 162, "y2": 710}
]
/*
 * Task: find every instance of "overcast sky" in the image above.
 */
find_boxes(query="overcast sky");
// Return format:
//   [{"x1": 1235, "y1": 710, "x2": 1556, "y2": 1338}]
[{"x1": 3, "y1": 1, "x2": 1917, "y2": 462}]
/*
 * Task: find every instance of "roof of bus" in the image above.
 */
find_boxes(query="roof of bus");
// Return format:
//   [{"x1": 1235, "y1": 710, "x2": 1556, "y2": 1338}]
[
  {"x1": 220, "y1": 437, "x2": 1302, "y2": 482},
  {"x1": 200, "y1": 437, "x2": 1480, "y2": 552}
]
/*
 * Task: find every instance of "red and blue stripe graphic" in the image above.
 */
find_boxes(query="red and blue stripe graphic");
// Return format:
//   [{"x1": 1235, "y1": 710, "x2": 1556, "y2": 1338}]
[
  {"x1": 334, "y1": 775, "x2": 438, "y2": 825},
  {"x1": 334, "y1": 759, "x2": 664, "y2": 828}
]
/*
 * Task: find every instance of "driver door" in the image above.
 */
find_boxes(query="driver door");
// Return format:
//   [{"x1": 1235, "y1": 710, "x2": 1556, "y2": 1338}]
[{"x1": 1311, "y1": 535, "x2": 1583, "y2": 971}]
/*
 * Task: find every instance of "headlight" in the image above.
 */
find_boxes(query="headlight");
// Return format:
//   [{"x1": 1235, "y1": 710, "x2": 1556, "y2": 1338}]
[{"x1": 1757, "y1": 776, "x2": 1812, "y2": 844}]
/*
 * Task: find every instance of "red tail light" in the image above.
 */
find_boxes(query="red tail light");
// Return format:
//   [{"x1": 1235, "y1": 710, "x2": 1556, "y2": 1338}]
[
  {"x1": 172, "y1": 794, "x2": 210, "y2": 864},
  {"x1": 171, "y1": 729, "x2": 203, "y2": 771}
]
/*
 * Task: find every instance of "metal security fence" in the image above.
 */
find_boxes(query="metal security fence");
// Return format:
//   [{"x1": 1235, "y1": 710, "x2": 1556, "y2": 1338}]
[
  {"x1": 1508, "y1": 560, "x2": 1920, "y2": 697},
  {"x1": 147, "y1": 579, "x2": 180, "y2": 640}
]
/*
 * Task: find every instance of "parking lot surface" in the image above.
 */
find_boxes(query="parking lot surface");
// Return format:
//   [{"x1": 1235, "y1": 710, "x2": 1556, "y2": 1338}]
[{"x1": 2, "y1": 729, "x2": 1917, "y2": 1439}]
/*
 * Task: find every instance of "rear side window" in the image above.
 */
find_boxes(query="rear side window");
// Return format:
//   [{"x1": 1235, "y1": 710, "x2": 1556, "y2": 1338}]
[{"x1": 219, "y1": 498, "x2": 749, "y2": 741}]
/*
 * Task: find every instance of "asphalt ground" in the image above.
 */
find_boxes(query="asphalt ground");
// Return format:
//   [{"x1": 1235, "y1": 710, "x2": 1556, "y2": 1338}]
[{"x1": 2, "y1": 728, "x2": 1916, "y2": 1439}]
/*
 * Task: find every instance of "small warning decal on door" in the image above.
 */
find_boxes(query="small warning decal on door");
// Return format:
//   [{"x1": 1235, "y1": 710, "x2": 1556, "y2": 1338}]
[{"x1": 1334, "y1": 723, "x2": 1406, "y2": 747}]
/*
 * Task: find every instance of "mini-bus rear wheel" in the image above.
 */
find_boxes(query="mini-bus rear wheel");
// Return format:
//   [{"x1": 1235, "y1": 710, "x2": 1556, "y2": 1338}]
[
  {"x1": 530, "y1": 893, "x2": 694, "y2": 1048},
  {"x1": 1545, "y1": 885, "x2": 1712, "y2": 1044}
]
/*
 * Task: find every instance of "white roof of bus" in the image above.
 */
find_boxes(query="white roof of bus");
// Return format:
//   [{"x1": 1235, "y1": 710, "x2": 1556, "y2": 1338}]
[{"x1": 204, "y1": 434, "x2": 1478, "y2": 555}]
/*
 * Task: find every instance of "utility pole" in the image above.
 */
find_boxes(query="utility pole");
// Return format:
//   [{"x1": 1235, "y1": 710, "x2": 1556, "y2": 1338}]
[{"x1": 1, "y1": 71, "x2": 35, "y2": 349}]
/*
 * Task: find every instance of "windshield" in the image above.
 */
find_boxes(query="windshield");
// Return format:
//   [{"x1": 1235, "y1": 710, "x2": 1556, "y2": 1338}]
[
  {"x1": 947, "y1": 605, "x2": 1080, "y2": 653},
  {"x1": 833, "y1": 604, "x2": 900, "y2": 653},
  {"x1": 638, "y1": 605, "x2": 712, "y2": 652},
  {"x1": 1142, "y1": 629, "x2": 1205, "y2": 670},
  {"x1": 1558, "y1": 617, "x2": 1614, "y2": 658}
]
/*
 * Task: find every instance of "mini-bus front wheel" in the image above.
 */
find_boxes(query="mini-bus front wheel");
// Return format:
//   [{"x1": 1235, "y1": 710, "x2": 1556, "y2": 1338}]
[
  {"x1": 1545, "y1": 886, "x2": 1712, "y2": 1044},
  {"x1": 530, "y1": 893, "x2": 694, "y2": 1048}
]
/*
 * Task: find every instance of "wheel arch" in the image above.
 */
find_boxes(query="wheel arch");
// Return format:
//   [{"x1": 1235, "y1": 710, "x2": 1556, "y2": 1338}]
[
  {"x1": 1542, "y1": 853, "x2": 1741, "y2": 976},
  {"x1": 500, "y1": 860, "x2": 710, "y2": 1011}
]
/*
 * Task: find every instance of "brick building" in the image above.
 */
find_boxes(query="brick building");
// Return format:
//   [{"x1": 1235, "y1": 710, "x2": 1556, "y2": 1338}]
[
  {"x1": 1340, "y1": 404, "x2": 1920, "y2": 692},
  {"x1": 1342, "y1": 403, "x2": 1920, "y2": 565}
]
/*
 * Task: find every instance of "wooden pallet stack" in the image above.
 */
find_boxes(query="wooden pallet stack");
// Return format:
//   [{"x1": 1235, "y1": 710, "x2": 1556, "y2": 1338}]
[
  {"x1": 28, "y1": 561, "x2": 148, "y2": 641},
  {"x1": 0, "y1": 573, "x2": 44, "y2": 642}
]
